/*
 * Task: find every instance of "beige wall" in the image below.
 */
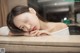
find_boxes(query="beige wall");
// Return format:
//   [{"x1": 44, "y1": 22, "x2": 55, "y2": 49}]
[{"x1": 8, "y1": 0, "x2": 28, "y2": 12}]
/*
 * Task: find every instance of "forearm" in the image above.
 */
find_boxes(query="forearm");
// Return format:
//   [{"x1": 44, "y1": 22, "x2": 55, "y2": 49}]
[{"x1": 8, "y1": 31, "x2": 29, "y2": 36}]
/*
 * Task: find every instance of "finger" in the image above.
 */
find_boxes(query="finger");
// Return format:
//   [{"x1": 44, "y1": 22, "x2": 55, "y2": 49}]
[
  {"x1": 30, "y1": 30, "x2": 39, "y2": 34},
  {"x1": 36, "y1": 31, "x2": 49, "y2": 36},
  {"x1": 30, "y1": 31, "x2": 39, "y2": 37},
  {"x1": 40, "y1": 31, "x2": 50, "y2": 35}
]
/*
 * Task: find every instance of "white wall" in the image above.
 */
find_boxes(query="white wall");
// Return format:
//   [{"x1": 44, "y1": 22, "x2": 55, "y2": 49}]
[{"x1": 8, "y1": 0, "x2": 28, "y2": 12}]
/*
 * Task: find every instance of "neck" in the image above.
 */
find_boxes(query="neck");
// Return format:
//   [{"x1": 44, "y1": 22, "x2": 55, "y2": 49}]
[
  {"x1": 39, "y1": 20, "x2": 48, "y2": 30},
  {"x1": 40, "y1": 21, "x2": 55, "y2": 32}
]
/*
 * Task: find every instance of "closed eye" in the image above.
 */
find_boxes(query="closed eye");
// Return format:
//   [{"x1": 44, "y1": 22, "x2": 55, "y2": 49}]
[
  {"x1": 20, "y1": 26, "x2": 28, "y2": 32},
  {"x1": 19, "y1": 26, "x2": 24, "y2": 30},
  {"x1": 21, "y1": 26, "x2": 25, "y2": 29},
  {"x1": 20, "y1": 26, "x2": 25, "y2": 30}
]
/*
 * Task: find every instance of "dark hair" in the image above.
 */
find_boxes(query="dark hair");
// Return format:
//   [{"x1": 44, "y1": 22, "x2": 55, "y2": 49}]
[{"x1": 7, "y1": 5, "x2": 47, "y2": 34}]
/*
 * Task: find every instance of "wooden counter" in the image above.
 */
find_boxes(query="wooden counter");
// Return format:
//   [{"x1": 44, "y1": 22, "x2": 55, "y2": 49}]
[{"x1": 0, "y1": 35, "x2": 80, "y2": 53}]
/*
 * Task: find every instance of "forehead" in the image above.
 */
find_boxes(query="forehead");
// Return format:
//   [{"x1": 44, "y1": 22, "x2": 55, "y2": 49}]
[
  {"x1": 13, "y1": 13, "x2": 29, "y2": 27},
  {"x1": 14, "y1": 13, "x2": 29, "y2": 21}
]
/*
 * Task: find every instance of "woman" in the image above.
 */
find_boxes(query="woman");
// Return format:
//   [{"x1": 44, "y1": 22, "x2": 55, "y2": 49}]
[{"x1": 0, "y1": 5, "x2": 69, "y2": 36}]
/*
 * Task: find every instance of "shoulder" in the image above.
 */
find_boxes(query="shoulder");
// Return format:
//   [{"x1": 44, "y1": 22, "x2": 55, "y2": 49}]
[
  {"x1": 57, "y1": 23, "x2": 68, "y2": 28},
  {"x1": 49, "y1": 22, "x2": 68, "y2": 28},
  {"x1": 47, "y1": 22, "x2": 68, "y2": 32}
]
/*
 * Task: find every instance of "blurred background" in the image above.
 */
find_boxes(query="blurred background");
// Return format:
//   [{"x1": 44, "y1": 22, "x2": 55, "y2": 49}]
[{"x1": 0, "y1": 0, "x2": 80, "y2": 35}]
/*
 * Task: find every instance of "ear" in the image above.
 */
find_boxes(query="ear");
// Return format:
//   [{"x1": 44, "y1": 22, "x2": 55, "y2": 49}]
[{"x1": 29, "y1": 7, "x2": 36, "y2": 14}]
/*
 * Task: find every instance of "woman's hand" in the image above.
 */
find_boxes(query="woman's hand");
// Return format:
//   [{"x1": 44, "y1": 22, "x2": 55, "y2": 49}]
[
  {"x1": 23, "y1": 32, "x2": 30, "y2": 37},
  {"x1": 29, "y1": 30, "x2": 50, "y2": 37}
]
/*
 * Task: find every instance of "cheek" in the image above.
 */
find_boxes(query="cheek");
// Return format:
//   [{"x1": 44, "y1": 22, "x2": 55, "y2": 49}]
[
  {"x1": 29, "y1": 19, "x2": 40, "y2": 26},
  {"x1": 27, "y1": 14, "x2": 40, "y2": 29},
  {"x1": 13, "y1": 21, "x2": 20, "y2": 28},
  {"x1": 27, "y1": 20, "x2": 40, "y2": 30},
  {"x1": 28, "y1": 17, "x2": 39, "y2": 25}
]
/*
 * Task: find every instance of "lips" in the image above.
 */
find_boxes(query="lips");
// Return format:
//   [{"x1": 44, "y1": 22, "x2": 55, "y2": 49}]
[
  {"x1": 32, "y1": 26, "x2": 37, "y2": 31},
  {"x1": 30, "y1": 26, "x2": 37, "y2": 32}
]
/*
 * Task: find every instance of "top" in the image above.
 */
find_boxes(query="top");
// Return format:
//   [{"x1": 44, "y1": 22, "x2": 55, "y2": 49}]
[
  {"x1": 50, "y1": 27, "x2": 70, "y2": 35},
  {"x1": 0, "y1": 26, "x2": 10, "y2": 36}
]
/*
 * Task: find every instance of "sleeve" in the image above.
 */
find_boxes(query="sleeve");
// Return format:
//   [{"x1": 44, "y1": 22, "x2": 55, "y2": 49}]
[
  {"x1": 50, "y1": 27, "x2": 70, "y2": 35},
  {"x1": 50, "y1": 27, "x2": 70, "y2": 40},
  {"x1": 0, "y1": 26, "x2": 10, "y2": 36}
]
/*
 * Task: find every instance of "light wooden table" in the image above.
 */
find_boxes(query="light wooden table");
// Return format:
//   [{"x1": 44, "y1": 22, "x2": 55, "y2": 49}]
[{"x1": 0, "y1": 35, "x2": 80, "y2": 53}]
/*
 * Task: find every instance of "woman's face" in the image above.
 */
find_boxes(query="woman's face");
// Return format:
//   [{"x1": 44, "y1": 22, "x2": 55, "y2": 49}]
[{"x1": 13, "y1": 12, "x2": 40, "y2": 32}]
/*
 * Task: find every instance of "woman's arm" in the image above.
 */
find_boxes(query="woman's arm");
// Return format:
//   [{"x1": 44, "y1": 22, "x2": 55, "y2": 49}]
[
  {"x1": 29, "y1": 30, "x2": 50, "y2": 37},
  {"x1": 8, "y1": 31, "x2": 29, "y2": 36},
  {"x1": 8, "y1": 31, "x2": 14, "y2": 35}
]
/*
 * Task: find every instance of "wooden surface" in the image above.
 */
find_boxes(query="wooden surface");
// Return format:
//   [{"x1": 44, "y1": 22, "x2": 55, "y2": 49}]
[{"x1": 0, "y1": 35, "x2": 80, "y2": 52}]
